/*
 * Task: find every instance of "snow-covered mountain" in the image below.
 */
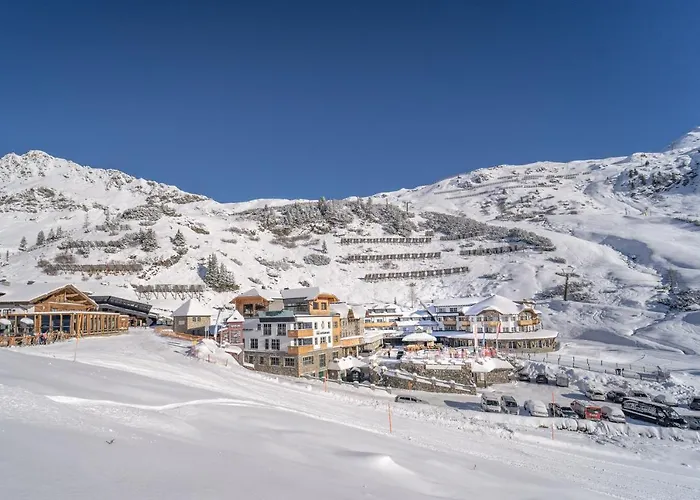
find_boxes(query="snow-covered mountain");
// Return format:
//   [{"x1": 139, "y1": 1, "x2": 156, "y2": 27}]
[{"x1": 1, "y1": 130, "x2": 700, "y2": 359}]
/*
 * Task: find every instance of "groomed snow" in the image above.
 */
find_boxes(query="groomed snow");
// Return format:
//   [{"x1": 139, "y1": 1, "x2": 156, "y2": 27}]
[{"x1": 2, "y1": 330, "x2": 699, "y2": 500}]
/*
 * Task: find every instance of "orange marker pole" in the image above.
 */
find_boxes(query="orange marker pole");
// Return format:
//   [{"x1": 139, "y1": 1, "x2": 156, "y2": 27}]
[{"x1": 388, "y1": 402, "x2": 393, "y2": 433}]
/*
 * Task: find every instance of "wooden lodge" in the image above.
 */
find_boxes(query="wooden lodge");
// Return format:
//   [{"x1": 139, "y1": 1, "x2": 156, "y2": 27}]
[{"x1": 0, "y1": 282, "x2": 128, "y2": 346}]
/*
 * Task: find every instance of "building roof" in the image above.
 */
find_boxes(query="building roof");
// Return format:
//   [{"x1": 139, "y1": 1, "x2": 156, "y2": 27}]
[
  {"x1": 280, "y1": 286, "x2": 320, "y2": 301},
  {"x1": 0, "y1": 282, "x2": 97, "y2": 307},
  {"x1": 172, "y1": 299, "x2": 211, "y2": 317},
  {"x1": 226, "y1": 310, "x2": 245, "y2": 323},
  {"x1": 366, "y1": 303, "x2": 404, "y2": 315},
  {"x1": 330, "y1": 302, "x2": 351, "y2": 318},
  {"x1": 431, "y1": 297, "x2": 481, "y2": 308},
  {"x1": 463, "y1": 295, "x2": 522, "y2": 316},
  {"x1": 235, "y1": 288, "x2": 280, "y2": 301}
]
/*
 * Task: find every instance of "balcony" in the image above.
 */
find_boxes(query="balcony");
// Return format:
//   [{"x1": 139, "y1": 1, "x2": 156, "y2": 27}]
[
  {"x1": 288, "y1": 328, "x2": 314, "y2": 338},
  {"x1": 442, "y1": 318, "x2": 457, "y2": 325},
  {"x1": 518, "y1": 319, "x2": 540, "y2": 327},
  {"x1": 320, "y1": 342, "x2": 328, "y2": 349},
  {"x1": 366, "y1": 321, "x2": 394, "y2": 329},
  {"x1": 288, "y1": 345, "x2": 314, "y2": 355}
]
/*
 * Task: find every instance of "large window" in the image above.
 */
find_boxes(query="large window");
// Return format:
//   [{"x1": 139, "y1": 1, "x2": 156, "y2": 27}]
[
  {"x1": 319, "y1": 354, "x2": 326, "y2": 368},
  {"x1": 277, "y1": 323, "x2": 286, "y2": 336},
  {"x1": 302, "y1": 356, "x2": 314, "y2": 366},
  {"x1": 270, "y1": 357, "x2": 280, "y2": 366},
  {"x1": 313, "y1": 301, "x2": 319, "y2": 310},
  {"x1": 264, "y1": 339, "x2": 269, "y2": 350},
  {"x1": 321, "y1": 302, "x2": 327, "y2": 310},
  {"x1": 284, "y1": 357, "x2": 296, "y2": 367},
  {"x1": 271, "y1": 339, "x2": 280, "y2": 350},
  {"x1": 249, "y1": 338, "x2": 258, "y2": 349},
  {"x1": 263, "y1": 323, "x2": 272, "y2": 336}
]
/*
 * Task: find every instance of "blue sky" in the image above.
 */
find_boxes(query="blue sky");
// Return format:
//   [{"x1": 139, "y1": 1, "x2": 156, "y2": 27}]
[{"x1": 0, "y1": 1, "x2": 698, "y2": 202}]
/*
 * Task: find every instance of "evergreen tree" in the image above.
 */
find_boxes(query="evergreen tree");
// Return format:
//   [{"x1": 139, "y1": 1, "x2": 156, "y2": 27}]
[
  {"x1": 5, "y1": 250, "x2": 8, "y2": 261},
  {"x1": 48, "y1": 228, "x2": 55, "y2": 241},
  {"x1": 83, "y1": 213, "x2": 91, "y2": 233},
  {"x1": 171, "y1": 229, "x2": 187, "y2": 253},
  {"x1": 36, "y1": 230, "x2": 45, "y2": 247},
  {"x1": 321, "y1": 240, "x2": 328, "y2": 254},
  {"x1": 140, "y1": 228, "x2": 159, "y2": 252},
  {"x1": 55, "y1": 226, "x2": 63, "y2": 239},
  {"x1": 19, "y1": 237, "x2": 27, "y2": 252}
]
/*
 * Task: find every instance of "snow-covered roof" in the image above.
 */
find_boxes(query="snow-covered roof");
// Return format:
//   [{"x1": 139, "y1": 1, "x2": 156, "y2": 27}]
[
  {"x1": 431, "y1": 297, "x2": 481, "y2": 308},
  {"x1": 172, "y1": 299, "x2": 211, "y2": 317},
  {"x1": 330, "y1": 302, "x2": 351, "y2": 318},
  {"x1": 235, "y1": 288, "x2": 279, "y2": 301},
  {"x1": 0, "y1": 282, "x2": 96, "y2": 306},
  {"x1": 366, "y1": 303, "x2": 403, "y2": 315},
  {"x1": 281, "y1": 286, "x2": 320, "y2": 300},
  {"x1": 468, "y1": 357, "x2": 514, "y2": 373},
  {"x1": 402, "y1": 332, "x2": 437, "y2": 343},
  {"x1": 328, "y1": 357, "x2": 369, "y2": 371},
  {"x1": 463, "y1": 295, "x2": 522, "y2": 316},
  {"x1": 226, "y1": 310, "x2": 245, "y2": 323}
]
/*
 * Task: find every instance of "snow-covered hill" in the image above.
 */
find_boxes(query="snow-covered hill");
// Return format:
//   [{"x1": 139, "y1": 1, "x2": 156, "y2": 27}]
[{"x1": 1, "y1": 129, "x2": 700, "y2": 359}]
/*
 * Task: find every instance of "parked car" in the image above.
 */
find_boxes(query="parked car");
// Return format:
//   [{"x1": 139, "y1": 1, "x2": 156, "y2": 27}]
[
  {"x1": 555, "y1": 374, "x2": 570, "y2": 387},
  {"x1": 548, "y1": 402, "x2": 578, "y2": 419},
  {"x1": 500, "y1": 395, "x2": 519, "y2": 415},
  {"x1": 524, "y1": 399, "x2": 548, "y2": 417},
  {"x1": 585, "y1": 387, "x2": 606, "y2": 401},
  {"x1": 606, "y1": 390, "x2": 628, "y2": 404},
  {"x1": 571, "y1": 400, "x2": 602, "y2": 420},
  {"x1": 652, "y1": 394, "x2": 678, "y2": 407},
  {"x1": 535, "y1": 374, "x2": 549, "y2": 385},
  {"x1": 601, "y1": 405, "x2": 626, "y2": 423},
  {"x1": 481, "y1": 394, "x2": 501, "y2": 413},
  {"x1": 690, "y1": 396, "x2": 700, "y2": 411},
  {"x1": 517, "y1": 372, "x2": 531, "y2": 382},
  {"x1": 394, "y1": 395, "x2": 428, "y2": 404},
  {"x1": 685, "y1": 415, "x2": 700, "y2": 430},
  {"x1": 629, "y1": 390, "x2": 649, "y2": 400},
  {"x1": 621, "y1": 398, "x2": 688, "y2": 428}
]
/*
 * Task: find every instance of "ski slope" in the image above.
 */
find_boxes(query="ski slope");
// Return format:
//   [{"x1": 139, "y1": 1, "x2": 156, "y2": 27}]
[{"x1": 2, "y1": 330, "x2": 699, "y2": 500}]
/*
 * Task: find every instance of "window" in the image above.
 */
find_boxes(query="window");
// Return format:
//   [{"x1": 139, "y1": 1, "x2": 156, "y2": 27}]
[
  {"x1": 263, "y1": 323, "x2": 272, "y2": 336},
  {"x1": 259, "y1": 356, "x2": 265, "y2": 365},
  {"x1": 257, "y1": 323, "x2": 261, "y2": 330},
  {"x1": 271, "y1": 339, "x2": 280, "y2": 350},
  {"x1": 302, "y1": 356, "x2": 314, "y2": 366},
  {"x1": 321, "y1": 302, "x2": 327, "y2": 310},
  {"x1": 313, "y1": 301, "x2": 319, "y2": 310},
  {"x1": 249, "y1": 338, "x2": 258, "y2": 349},
  {"x1": 178, "y1": 320, "x2": 185, "y2": 326},
  {"x1": 314, "y1": 337, "x2": 318, "y2": 345},
  {"x1": 314, "y1": 322, "x2": 318, "y2": 329},
  {"x1": 245, "y1": 354, "x2": 255, "y2": 364},
  {"x1": 319, "y1": 354, "x2": 326, "y2": 368},
  {"x1": 321, "y1": 321, "x2": 325, "y2": 329},
  {"x1": 264, "y1": 339, "x2": 270, "y2": 350},
  {"x1": 449, "y1": 307, "x2": 458, "y2": 313},
  {"x1": 284, "y1": 357, "x2": 296, "y2": 367},
  {"x1": 270, "y1": 357, "x2": 280, "y2": 366},
  {"x1": 333, "y1": 321, "x2": 339, "y2": 329},
  {"x1": 277, "y1": 323, "x2": 287, "y2": 336}
]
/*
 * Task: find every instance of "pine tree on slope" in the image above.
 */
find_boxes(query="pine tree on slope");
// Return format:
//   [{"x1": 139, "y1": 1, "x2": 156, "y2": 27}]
[
  {"x1": 36, "y1": 230, "x2": 46, "y2": 247},
  {"x1": 19, "y1": 237, "x2": 27, "y2": 252}
]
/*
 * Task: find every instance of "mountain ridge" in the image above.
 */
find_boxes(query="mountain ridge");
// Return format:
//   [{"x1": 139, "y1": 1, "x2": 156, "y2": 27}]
[{"x1": 1, "y1": 129, "x2": 700, "y2": 359}]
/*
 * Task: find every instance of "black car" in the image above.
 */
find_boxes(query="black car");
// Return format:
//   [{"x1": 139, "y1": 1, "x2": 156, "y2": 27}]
[
  {"x1": 535, "y1": 374, "x2": 549, "y2": 384},
  {"x1": 690, "y1": 396, "x2": 700, "y2": 411},
  {"x1": 606, "y1": 390, "x2": 627, "y2": 404}
]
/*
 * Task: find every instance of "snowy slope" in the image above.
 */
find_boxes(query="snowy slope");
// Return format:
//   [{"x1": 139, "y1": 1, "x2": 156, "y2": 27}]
[
  {"x1": 2, "y1": 331, "x2": 699, "y2": 500},
  {"x1": 1, "y1": 128, "x2": 700, "y2": 360}
]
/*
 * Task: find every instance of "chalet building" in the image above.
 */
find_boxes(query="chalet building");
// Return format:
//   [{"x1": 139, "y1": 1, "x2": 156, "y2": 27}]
[
  {"x1": 87, "y1": 294, "x2": 157, "y2": 327},
  {"x1": 429, "y1": 297, "x2": 481, "y2": 331},
  {"x1": 232, "y1": 288, "x2": 281, "y2": 318},
  {"x1": 364, "y1": 303, "x2": 404, "y2": 330},
  {"x1": 242, "y1": 287, "x2": 341, "y2": 378},
  {"x1": 330, "y1": 303, "x2": 365, "y2": 357},
  {"x1": 432, "y1": 294, "x2": 559, "y2": 352},
  {"x1": 0, "y1": 282, "x2": 128, "y2": 343},
  {"x1": 172, "y1": 299, "x2": 211, "y2": 336},
  {"x1": 218, "y1": 309, "x2": 245, "y2": 344}
]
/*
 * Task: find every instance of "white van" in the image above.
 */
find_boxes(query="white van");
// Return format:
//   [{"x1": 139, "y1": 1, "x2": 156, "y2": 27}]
[
  {"x1": 481, "y1": 394, "x2": 501, "y2": 413},
  {"x1": 601, "y1": 405, "x2": 626, "y2": 423}
]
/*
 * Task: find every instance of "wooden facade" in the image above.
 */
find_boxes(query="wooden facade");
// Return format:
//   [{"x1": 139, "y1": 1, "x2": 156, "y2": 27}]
[{"x1": 0, "y1": 284, "x2": 128, "y2": 345}]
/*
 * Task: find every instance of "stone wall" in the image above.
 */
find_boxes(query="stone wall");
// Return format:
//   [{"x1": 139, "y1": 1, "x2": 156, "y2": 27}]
[
  {"x1": 371, "y1": 371, "x2": 476, "y2": 395},
  {"x1": 399, "y1": 362, "x2": 476, "y2": 387},
  {"x1": 244, "y1": 347, "x2": 339, "y2": 378}
]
